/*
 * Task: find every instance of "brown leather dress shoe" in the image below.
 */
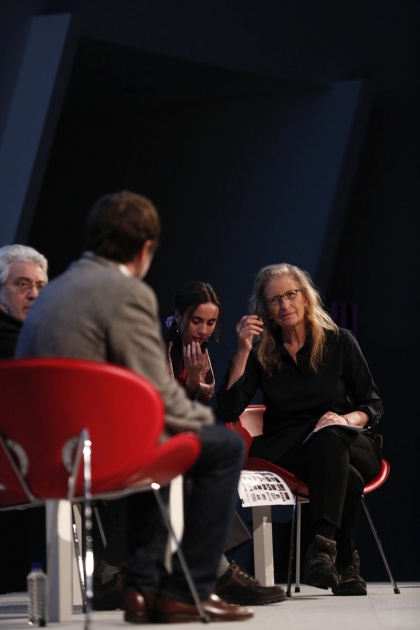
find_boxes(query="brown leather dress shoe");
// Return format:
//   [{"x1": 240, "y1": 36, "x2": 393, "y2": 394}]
[
  {"x1": 155, "y1": 592, "x2": 254, "y2": 623},
  {"x1": 123, "y1": 589, "x2": 156, "y2": 624}
]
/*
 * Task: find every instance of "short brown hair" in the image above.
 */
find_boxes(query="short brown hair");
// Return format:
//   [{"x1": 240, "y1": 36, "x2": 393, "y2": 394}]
[{"x1": 85, "y1": 191, "x2": 161, "y2": 263}]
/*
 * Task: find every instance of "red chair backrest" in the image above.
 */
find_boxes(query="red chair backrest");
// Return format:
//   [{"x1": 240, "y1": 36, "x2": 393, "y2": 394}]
[
  {"x1": 226, "y1": 404, "x2": 264, "y2": 455},
  {"x1": 0, "y1": 358, "x2": 200, "y2": 501}
]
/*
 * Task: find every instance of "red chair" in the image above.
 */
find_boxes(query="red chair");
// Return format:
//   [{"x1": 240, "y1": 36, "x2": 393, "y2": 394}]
[
  {"x1": 228, "y1": 404, "x2": 400, "y2": 595},
  {"x1": 0, "y1": 358, "x2": 206, "y2": 627}
]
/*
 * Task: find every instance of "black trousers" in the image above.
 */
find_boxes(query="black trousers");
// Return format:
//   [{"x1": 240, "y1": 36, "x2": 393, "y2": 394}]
[
  {"x1": 125, "y1": 424, "x2": 245, "y2": 602},
  {"x1": 276, "y1": 426, "x2": 382, "y2": 565},
  {"x1": 0, "y1": 507, "x2": 46, "y2": 593}
]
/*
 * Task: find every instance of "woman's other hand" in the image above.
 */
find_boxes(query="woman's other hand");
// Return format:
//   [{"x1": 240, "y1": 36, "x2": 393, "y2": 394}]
[{"x1": 316, "y1": 411, "x2": 349, "y2": 429}]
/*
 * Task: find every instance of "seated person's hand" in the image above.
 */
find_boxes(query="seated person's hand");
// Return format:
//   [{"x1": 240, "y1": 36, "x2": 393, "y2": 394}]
[
  {"x1": 316, "y1": 411, "x2": 348, "y2": 429},
  {"x1": 183, "y1": 341, "x2": 205, "y2": 388},
  {"x1": 236, "y1": 315, "x2": 264, "y2": 351}
]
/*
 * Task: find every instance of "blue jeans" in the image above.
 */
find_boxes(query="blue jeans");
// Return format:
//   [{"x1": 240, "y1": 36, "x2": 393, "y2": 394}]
[{"x1": 125, "y1": 425, "x2": 245, "y2": 602}]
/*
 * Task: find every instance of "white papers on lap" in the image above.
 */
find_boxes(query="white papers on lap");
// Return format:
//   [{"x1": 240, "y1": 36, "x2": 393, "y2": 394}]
[
  {"x1": 302, "y1": 423, "x2": 367, "y2": 445},
  {"x1": 238, "y1": 470, "x2": 295, "y2": 508}
]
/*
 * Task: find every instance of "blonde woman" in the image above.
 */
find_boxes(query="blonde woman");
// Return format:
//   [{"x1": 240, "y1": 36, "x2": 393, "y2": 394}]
[{"x1": 217, "y1": 263, "x2": 383, "y2": 596}]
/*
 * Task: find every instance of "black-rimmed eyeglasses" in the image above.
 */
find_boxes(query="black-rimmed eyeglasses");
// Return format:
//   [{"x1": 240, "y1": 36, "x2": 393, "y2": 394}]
[{"x1": 266, "y1": 289, "x2": 302, "y2": 309}]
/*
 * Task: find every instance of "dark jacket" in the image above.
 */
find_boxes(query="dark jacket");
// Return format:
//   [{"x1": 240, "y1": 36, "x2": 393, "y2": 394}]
[
  {"x1": 0, "y1": 310, "x2": 22, "y2": 358},
  {"x1": 216, "y1": 327, "x2": 383, "y2": 463}
]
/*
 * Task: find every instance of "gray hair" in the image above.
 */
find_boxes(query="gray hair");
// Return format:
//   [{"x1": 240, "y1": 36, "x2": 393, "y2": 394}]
[
  {"x1": 0, "y1": 244, "x2": 48, "y2": 285},
  {"x1": 249, "y1": 262, "x2": 338, "y2": 374}
]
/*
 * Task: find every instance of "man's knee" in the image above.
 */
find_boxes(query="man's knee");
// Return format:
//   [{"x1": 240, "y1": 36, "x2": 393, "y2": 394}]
[{"x1": 197, "y1": 424, "x2": 246, "y2": 465}]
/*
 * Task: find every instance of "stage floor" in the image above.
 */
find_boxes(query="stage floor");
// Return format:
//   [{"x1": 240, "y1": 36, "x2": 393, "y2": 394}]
[{"x1": 1, "y1": 582, "x2": 419, "y2": 629}]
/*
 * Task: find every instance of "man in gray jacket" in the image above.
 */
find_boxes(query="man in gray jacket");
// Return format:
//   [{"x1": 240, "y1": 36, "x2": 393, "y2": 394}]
[{"x1": 15, "y1": 191, "x2": 252, "y2": 624}]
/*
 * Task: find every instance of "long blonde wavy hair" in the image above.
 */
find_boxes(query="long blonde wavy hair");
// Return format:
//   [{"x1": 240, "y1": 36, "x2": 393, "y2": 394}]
[{"x1": 248, "y1": 263, "x2": 338, "y2": 375}]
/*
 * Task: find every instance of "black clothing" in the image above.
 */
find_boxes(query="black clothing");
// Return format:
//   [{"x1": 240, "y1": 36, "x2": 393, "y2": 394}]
[
  {"x1": 216, "y1": 327, "x2": 383, "y2": 566},
  {"x1": 216, "y1": 328, "x2": 383, "y2": 463},
  {"x1": 0, "y1": 310, "x2": 22, "y2": 358},
  {"x1": 0, "y1": 309, "x2": 46, "y2": 593},
  {"x1": 293, "y1": 425, "x2": 381, "y2": 563}
]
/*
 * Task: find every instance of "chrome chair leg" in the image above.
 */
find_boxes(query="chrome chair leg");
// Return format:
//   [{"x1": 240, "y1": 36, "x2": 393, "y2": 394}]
[
  {"x1": 295, "y1": 502, "x2": 302, "y2": 592},
  {"x1": 72, "y1": 504, "x2": 87, "y2": 607},
  {"x1": 361, "y1": 495, "x2": 400, "y2": 594},
  {"x1": 286, "y1": 498, "x2": 296, "y2": 597},
  {"x1": 82, "y1": 430, "x2": 94, "y2": 630}
]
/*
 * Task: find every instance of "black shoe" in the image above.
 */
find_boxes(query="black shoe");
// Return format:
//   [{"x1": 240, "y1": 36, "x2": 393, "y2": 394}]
[
  {"x1": 333, "y1": 551, "x2": 367, "y2": 596},
  {"x1": 93, "y1": 571, "x2": 124, "y2": 611},
  {"x1": 214, "y1": 561, "x2": 287, "y2": 605},
  {"x1": 303, "y1": 535, "x2": 339, "y2": 590}
]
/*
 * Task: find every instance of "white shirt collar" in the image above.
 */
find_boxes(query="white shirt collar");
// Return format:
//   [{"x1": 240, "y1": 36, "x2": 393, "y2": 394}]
[{"x1": 119, "y1": 264, "x2": 133, "y2": 277}]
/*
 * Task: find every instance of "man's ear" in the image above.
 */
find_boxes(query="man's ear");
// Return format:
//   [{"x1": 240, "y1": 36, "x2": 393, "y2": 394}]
[
  {"x1": 132, "y1": 239, "x2": 155, "y2": 278},
  {"x1": 174, "y1": 309, "x2": 181, "y2": 324},
  {"x1": 140, "y1": 239, "x2": 154, "y2": 261}
]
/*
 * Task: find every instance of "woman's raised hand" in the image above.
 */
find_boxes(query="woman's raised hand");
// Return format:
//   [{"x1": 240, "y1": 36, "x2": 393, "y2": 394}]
[
  {"x1": 183, "y1": 341, "x2": 205, "y2": 379},
  {"x1": 236, "y1": 315, "x2": 264, "y2": 351}
]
